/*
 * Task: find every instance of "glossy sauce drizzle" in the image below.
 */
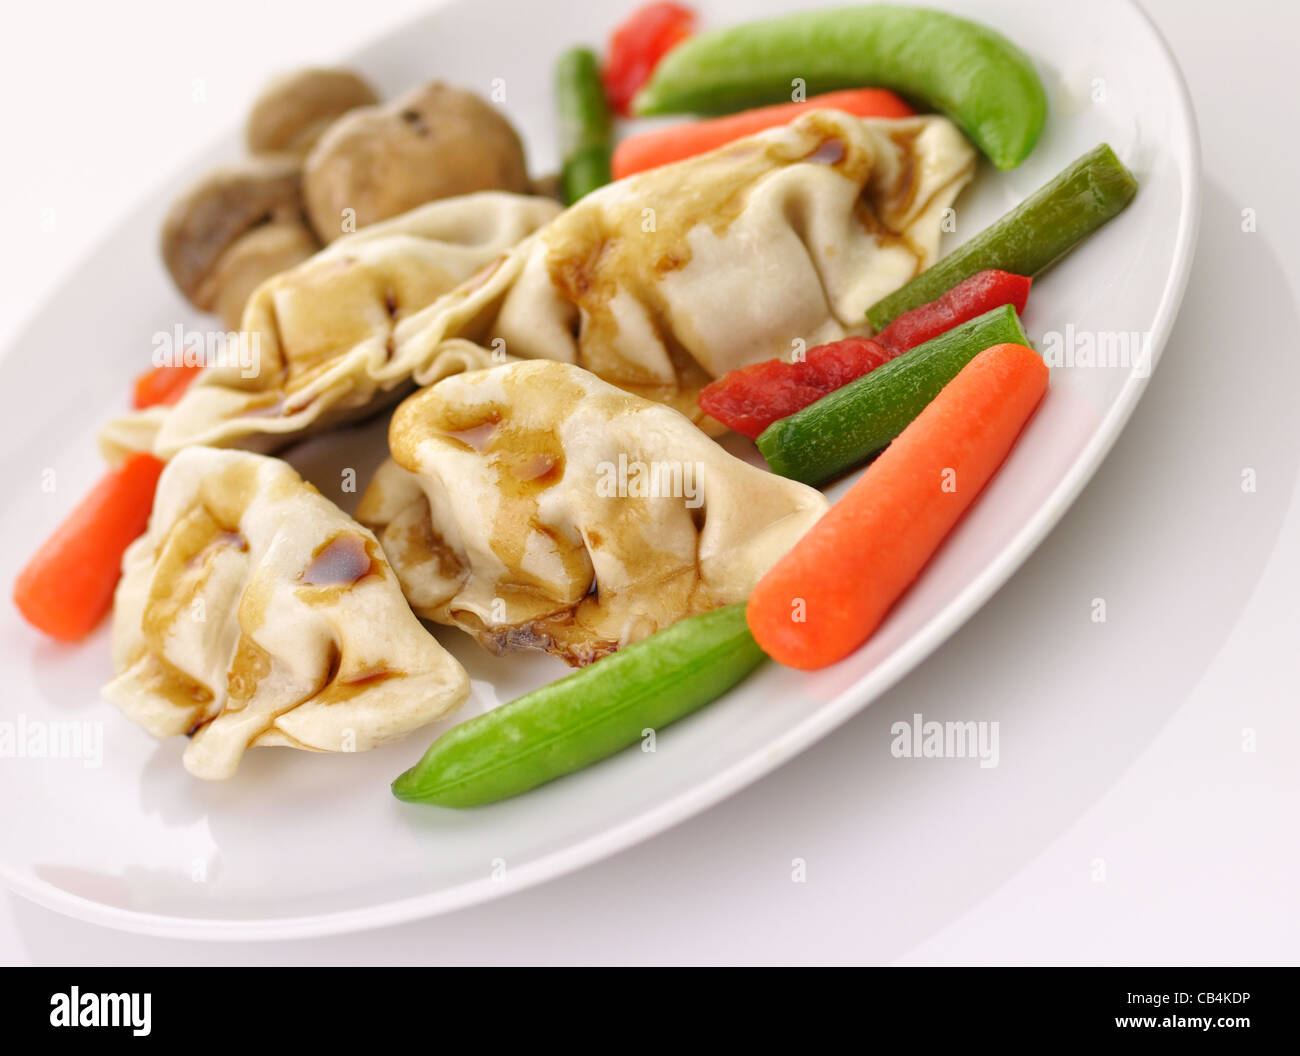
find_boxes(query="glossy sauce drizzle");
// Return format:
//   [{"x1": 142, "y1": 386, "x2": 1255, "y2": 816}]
[{"x1": 300, "y1": 533, "x2": 376, "y2": 586}]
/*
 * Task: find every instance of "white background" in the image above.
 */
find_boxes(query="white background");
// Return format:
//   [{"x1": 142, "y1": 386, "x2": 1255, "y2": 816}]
[{"x1": 1, "y1": 0, "x2": 1296, "y2": 965}]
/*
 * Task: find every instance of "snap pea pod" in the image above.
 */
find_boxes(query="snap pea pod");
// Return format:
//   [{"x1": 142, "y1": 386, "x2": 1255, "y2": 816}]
[
  {"x1": 867, "y1": 143, "x2": 1138, "y2": 330},
  {"x1": 555, "y1": 46, "x2": 613, "y2": 204},
  {"x1": 633, "y1": 4, "x2": 1047, "y2": 170},
  {"x1": 757, "y1": 304, "x2": 1031, "y2": 487},
  {"x1": 392, "y1": 604, "x2": 765, "y2": 807}
]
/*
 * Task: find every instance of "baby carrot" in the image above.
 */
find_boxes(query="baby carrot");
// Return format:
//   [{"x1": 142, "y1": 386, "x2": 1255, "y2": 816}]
[
  {"x1": 132, "y1": 362, "x2": 203, "y2": 408},
  {"x1": 13, "y1": 453, "x2": 165, "y2": 642},
  {"x1": 758, "y1": 303, "x2": 1029, "y2": 487},
  {"x1": 747, "y1": 343, "x2": 1048, "y2": 670},
  {"x1": 611, "y1": 87, "x2": 913, "y2": 178}
]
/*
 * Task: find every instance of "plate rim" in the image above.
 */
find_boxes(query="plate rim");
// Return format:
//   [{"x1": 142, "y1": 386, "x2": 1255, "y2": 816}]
[{"x1": 0, "y1": 0, "x2": 1202, "y2": 940}]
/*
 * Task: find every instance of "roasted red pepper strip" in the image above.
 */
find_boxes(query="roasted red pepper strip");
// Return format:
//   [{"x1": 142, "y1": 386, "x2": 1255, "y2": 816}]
[
  {"x1": 698, "y1": 270, "x2": 1032, "y2": 439},
  {"x1": 875, "y1": 269, "x2": 1031, "y2": 354},
  {"x1": 699, "y1": 337, "x2": 893, "y2": 440},
  {"x1": 602, "y1": 2, "x2": 697, "y2": 117}
]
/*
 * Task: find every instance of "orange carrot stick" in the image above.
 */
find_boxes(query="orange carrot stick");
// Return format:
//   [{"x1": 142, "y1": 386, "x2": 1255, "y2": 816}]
[
  {"x1": 132, "y1": 363, "x2": 203, "y2": 409},
  {"x1": 747, "y1": 343, "x2": 1048, "y2": 670},
  {"x1": 13, "y1": 453, "x2": 166, "y2": 642},
  {"x1": 611, "y1": 88, "x2": 914, "y2": 179}
]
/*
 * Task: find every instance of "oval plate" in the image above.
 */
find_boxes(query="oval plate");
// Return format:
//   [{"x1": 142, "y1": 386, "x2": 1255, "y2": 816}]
[{"x1": 0, "y1": 0, "x2": 1198, "y2": 938}]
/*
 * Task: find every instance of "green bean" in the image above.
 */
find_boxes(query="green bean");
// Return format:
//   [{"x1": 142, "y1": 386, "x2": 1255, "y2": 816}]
[
  {"x1": 868, "y1": 143, "x2": 1138, "y2": 330},
  {"x1": 392, "y1": 604, "x2": 765, "y2": 807},
  {"x1": 757, "y1": 304, "x2": 1031, "y2": 487},
  {"x1": 634, "y1": 4, "x2": 1047, "y2": 170},
  {"x1": 555, "y1": 46, "x2": 613, "y2": 204}
]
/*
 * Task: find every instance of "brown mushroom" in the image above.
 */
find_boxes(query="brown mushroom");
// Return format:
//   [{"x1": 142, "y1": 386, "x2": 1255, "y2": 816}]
[
  {"x1": 207, "y1": 222, "x2": 319, "y2": 329},
  {"x1": 302, "y1": 81, "x2": 530, "y2": 242},
  {"x1": 160, "y1": 156, "x2": 317, "y2": 321},
  {"x1": 245, "y1": 68, "x2": 379, "y2": 159}
]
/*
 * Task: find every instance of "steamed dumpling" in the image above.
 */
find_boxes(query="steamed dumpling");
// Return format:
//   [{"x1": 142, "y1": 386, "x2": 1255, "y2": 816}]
[
  {"x1": 357, "y1": 361, "x2": 829, "y2": 666},
  {"x1": 101, "y1": 191, "x2": 562, "y2": 462},
  {"x1": 397, "y1": 109, "x2": 976, "y2": 421},
  {"x1": 104, "y1": 111, "x2": 973, "y2": 462},
  {"x1": 104, "y1": 448, "x2": 469, "y2": 779}
]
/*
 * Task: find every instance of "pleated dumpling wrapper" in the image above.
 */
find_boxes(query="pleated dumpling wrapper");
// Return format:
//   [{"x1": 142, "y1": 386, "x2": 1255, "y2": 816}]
[
  {"x1": 100, "y1": 191, "x2": 562, "y2": 462},
  {"x1": 105, "y1": 111, "x2": 973, "y2": 460},
  {"x1": 356, "y1": 360, "x2": 830, "y2": 667},
  {"x1": 393, "y1": 109, "x2": 975, "y2": 423},
  {"x1": 104, "y1": 448, "x2": 470, "y2": 780}
]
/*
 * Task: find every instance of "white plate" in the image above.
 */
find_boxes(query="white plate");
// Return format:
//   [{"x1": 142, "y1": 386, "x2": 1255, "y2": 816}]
[{"x1": 0, "y1": 0, "x2": 1198, "y2": 939}]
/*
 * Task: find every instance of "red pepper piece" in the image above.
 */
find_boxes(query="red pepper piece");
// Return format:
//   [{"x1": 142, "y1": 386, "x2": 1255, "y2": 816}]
[
  {"x1": 875, "y1": 270, "x2": 1031, "y2": 354},
  {"x1": 699, "y1": 337, "x2": 894, "y2": 440},
  {"x1": 698, "y1": 271, "x2": 1032, "y2": 440},
  {"x1": 602, "y1": 2, "x2": 697, "y2": 117}
]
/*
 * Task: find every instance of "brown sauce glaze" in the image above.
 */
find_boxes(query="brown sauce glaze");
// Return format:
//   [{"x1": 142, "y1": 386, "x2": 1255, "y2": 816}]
[
  {"x1": 224, "y1": 633, "x2": 272, "y2": 710},
  {"x1": 318, "y1": 666, "x2": 401, "y2": 704},
  {"x1": 138, "y1": 653, "x2": 215, "y2": 711},
  {"x1": 399, "y1": 500, "x2": 465, "y2": 583},
  {"x1": 542, "y1": 114, "x2": 883, "y2": 409},
  {"x1": 299, "y1": 533, "x2": 380, "y2": 586}
]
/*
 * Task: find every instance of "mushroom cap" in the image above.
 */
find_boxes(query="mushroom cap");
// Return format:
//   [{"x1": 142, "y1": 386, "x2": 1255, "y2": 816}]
[
  {"x1": 160, "y1": 156, "x2": 306, "y2": 305},
  {"x1": 245, "y1": 68, "x2": 380, "y2": 158},
  {"x1": 302, "y1": 81, "x2": 530, "y2": 242},
  {"x1": 207, "y1": 220, "x2": 319, "y2": 330}
]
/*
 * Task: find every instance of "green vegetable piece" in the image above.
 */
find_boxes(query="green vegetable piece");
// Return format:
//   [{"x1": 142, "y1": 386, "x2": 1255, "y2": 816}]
[
  {"x1": 867, "y1": 143, "x2": 1138, "y2": 329},
  {"x1": 633, "y1": 4, "x2": 1048, "y2": 170},
  {"x1": 757, "y1": 304, "x2": 1031, "y2": 487},
  {"x1": 392, "y1": 604, "x2": 765, "y2": 807},
  {"x1": 555, "y1": 46, "x2": 614, "y2": 204}
]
